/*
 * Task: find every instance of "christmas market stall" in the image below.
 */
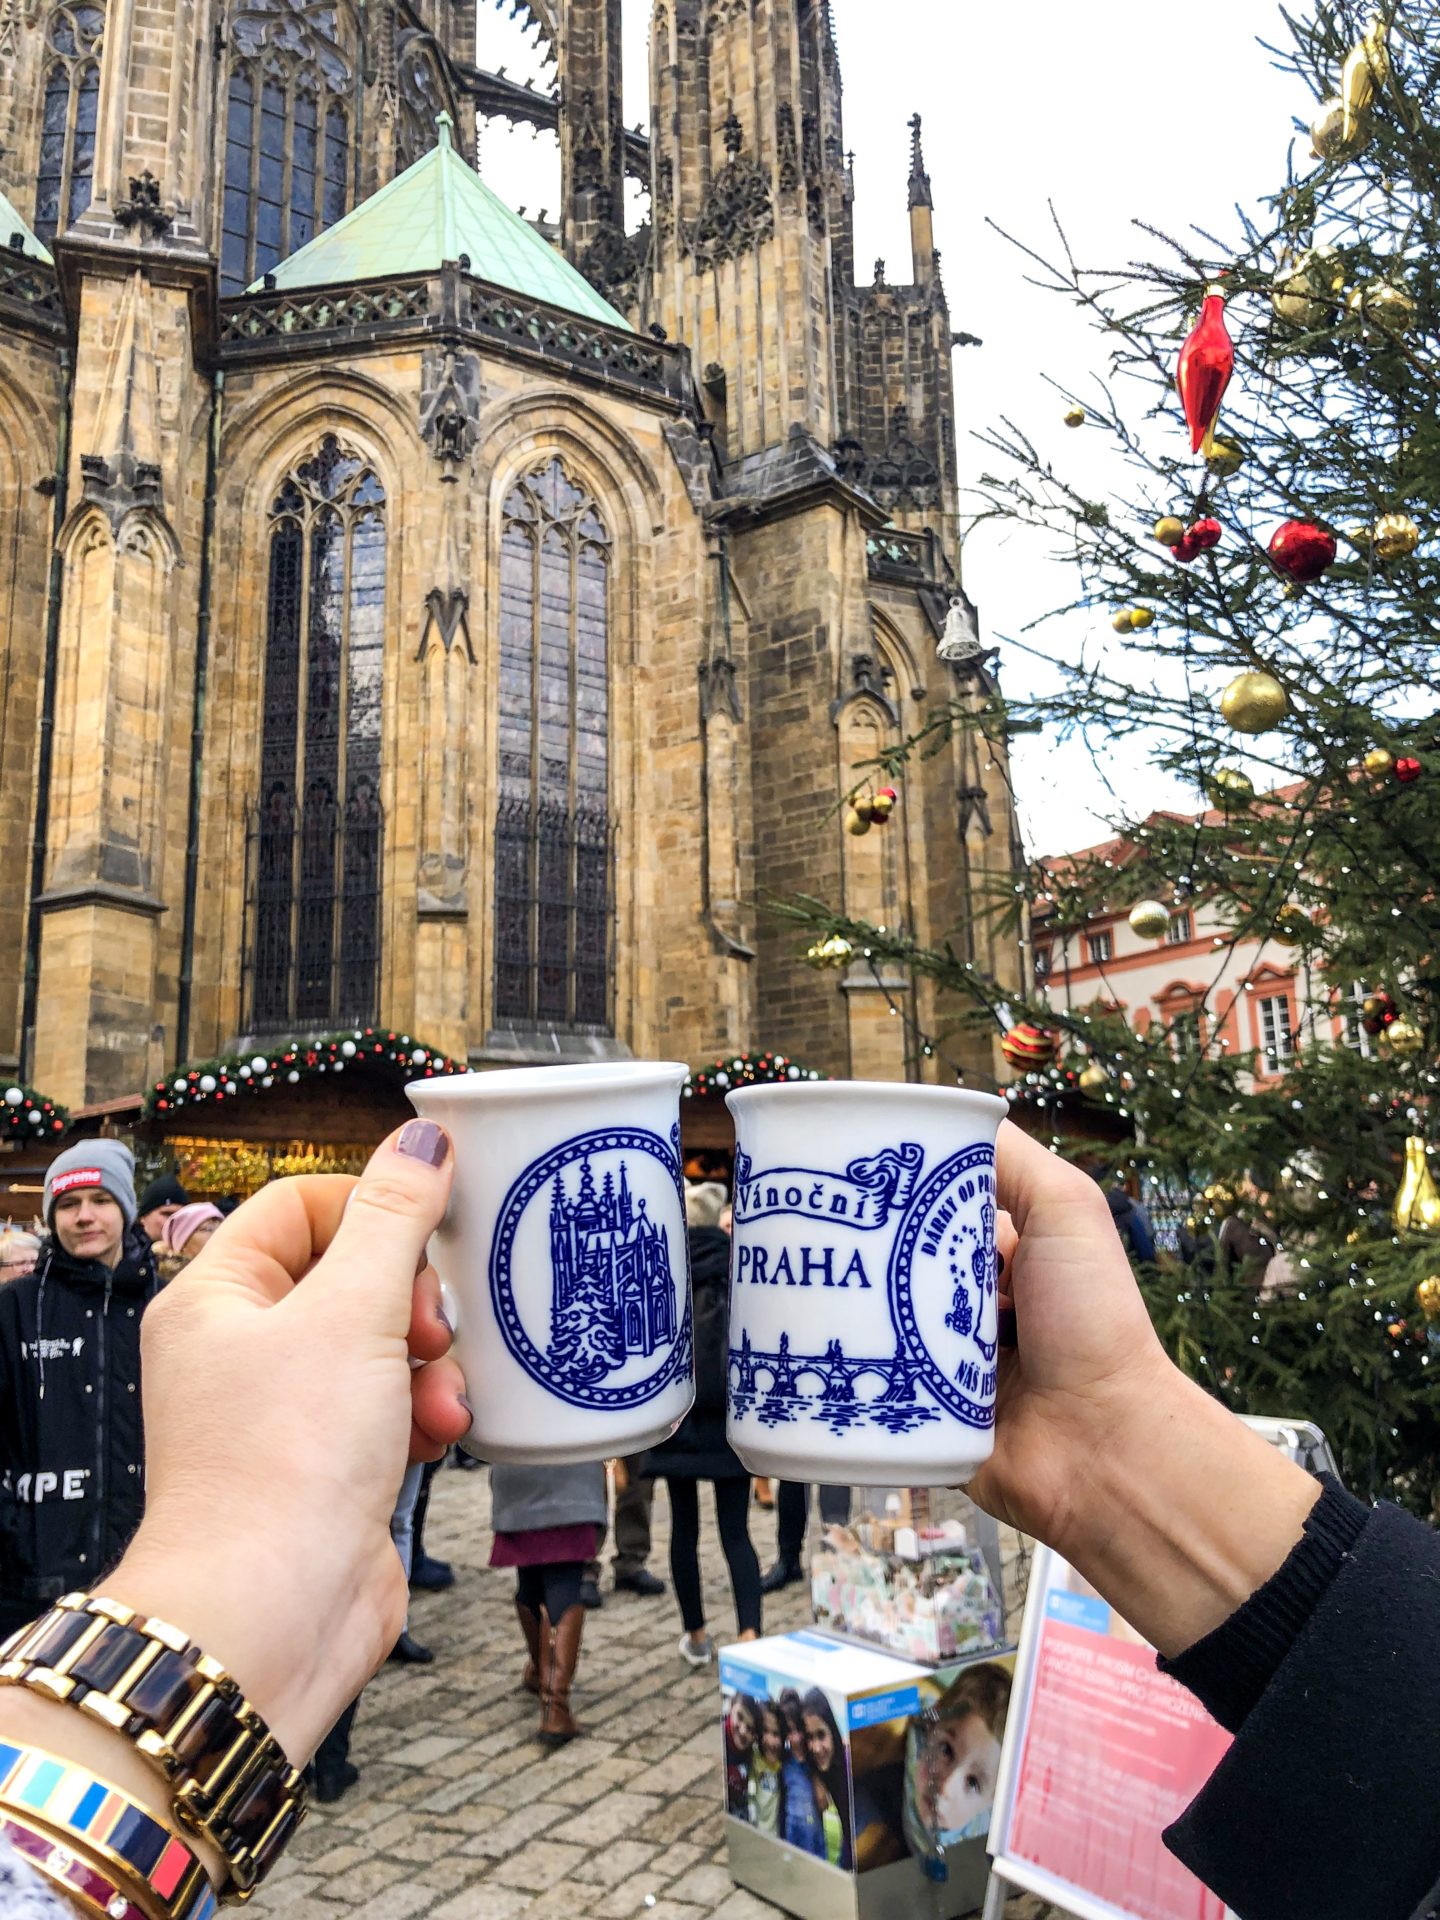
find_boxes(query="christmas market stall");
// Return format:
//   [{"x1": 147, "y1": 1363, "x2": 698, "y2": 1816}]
[
  {"x1": 0, "y1": 1082, "x2": 72, "y2": 1222},
  {"x1": 680, "y1": 1052, "x2": 830, "y2": 1181},
  {"x1": 138, "y1": 1029, "x2": 460, "y2": 1196}
]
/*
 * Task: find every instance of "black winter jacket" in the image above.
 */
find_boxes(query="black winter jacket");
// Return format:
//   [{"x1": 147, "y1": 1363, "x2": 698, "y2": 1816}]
[
  {"x1": 0, "y1": 1236, "x2": 160, "y2": 1621},
  {"x1": 640, "y1": 1226, "x2": 747, "y2": 1482}
]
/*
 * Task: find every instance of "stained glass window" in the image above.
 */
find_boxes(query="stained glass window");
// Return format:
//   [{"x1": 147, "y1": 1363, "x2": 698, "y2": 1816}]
[
  {"x1": 250, "y1": 438, "x2": 386, "y2": 1031},
  {"x1": 33, "y1": 4, "x2": 104, "y2": 242},
  {"x1": 220, "y1": 0, "x2": 355, "y2": 294},
  {"x1": 395, "y1": 42, "x2": 447, "y2": 174},
  {"x1": 494, "y1": 460, "x2": 612, "y2": 1031}
]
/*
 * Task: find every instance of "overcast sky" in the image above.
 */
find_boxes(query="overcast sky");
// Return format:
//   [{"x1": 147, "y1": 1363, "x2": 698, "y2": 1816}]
[{"x1": 473, "y1": 1, "x2": 1310, "y2": 858}]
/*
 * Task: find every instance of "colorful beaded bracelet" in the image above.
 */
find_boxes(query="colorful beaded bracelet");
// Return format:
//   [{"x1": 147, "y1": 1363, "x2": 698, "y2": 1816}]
[
  {"x1": 0, "y1": 1743, "x2": 215, "y2": 1920},
  {"x1": 0, "y1": 1596, "x2": 305, "y2": 1900}
]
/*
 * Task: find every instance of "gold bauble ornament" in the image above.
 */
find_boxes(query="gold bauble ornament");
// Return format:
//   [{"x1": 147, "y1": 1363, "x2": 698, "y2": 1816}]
[
  {"x1": 1271, "y1": 904, "x2": 1310, "y2": 947},
  {"x1": 1128, "y1": 607, "x2": 1155, "y2": 631},
  {"x1": 1373, "y1": 511, "x2": 1420, "y2": 561},
  {"x1": 1341, "y1": 15, "x2": 1389, "y2": 144},
  {"x1": 1270, "y1": 246, "x2": 1345, "y2": 329},
  {"x1": 1380, "y1": 1015, "x2": 1425, "y2": 1059},
  {"x1": 1395, "y1": 1136, "x2": 1440, "y2": 1233},
  {"x1": 1064, "y1": 406, "x2": 1086, "y2": 428},
  {"x1": 1205, "y1": 437, "x2": 1245, "y2": 479},
  {"x1": 1078, "y1": 1060, "x2": 1108, "y2": 1094},
  {"x1": 1206, "y1": 766, "x2": 1255, "y2": 812},
  {"x1": 870, "y1": 790, "x2": 895, "y2": 821},
  {"x1": 1311, "y1": 96, "x2": 1369, "y2": 162},
  {"x1": 1202, "y1": 1182, "x2": 1238, "y2": 1220},
  {"x1": 1220, "y1": 669, "x2": 1288, "y2": 735},
  {"x1": 1111, "y1": 610, "x2": 1133, "y2": 634},
  {"x1": 1363, "y1": 746, "x2": 1395, "y2": 776},
  {"x1": 843, "y1": 805, "x2": 871, "y2": 837},
  {"x1": 1154, "y1": 515, "x2": 1185, "y2": 546},
  {"x1": 1416, "y1": 1276, "x2": 1440, "y2": 1322},
  {"x1": 1127, "y1": 898, "x2": 1172, "y2": 941},
  {"x1": 1347, "y1": 280, "x2": 1416, "y2": 339},
  {"x1": 1347, "y1": 521, "x2": 1374, "y2": 552}
]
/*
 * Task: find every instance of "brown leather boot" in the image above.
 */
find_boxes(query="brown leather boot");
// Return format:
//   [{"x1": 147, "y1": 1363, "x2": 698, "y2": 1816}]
[
  {"x1": 517, "y1": 1602, "x2": 542, "y2": 1696},
  {"x1": 538, "y1": 1603, "x2": 584, "y2": 1749}
]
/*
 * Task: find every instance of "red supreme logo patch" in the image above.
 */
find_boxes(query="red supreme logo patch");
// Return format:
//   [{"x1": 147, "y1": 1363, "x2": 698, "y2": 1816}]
[{"x1": 51, "y1": 1169, "x2": 104, "y2": 1198}]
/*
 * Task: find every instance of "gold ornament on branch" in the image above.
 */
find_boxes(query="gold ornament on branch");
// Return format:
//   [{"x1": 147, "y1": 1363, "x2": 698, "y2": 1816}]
[
  {"x1": 1127, "y1": 899, "x2": 1172, "y2": 941},
  {"x1": 1063, "y1": 406, "x2": 1086, "y2": 428},
  {"x1": 1205, "y1": 437, "x2": 1245, "y2": 479},
  {"x1": 1416, "y1": 1276, "x2": 1440, "y2": 1322},
  {"x1": 1363, "y1": 746, "x2": 1395, "y2": 776},
  {"x1": 1202, "y1": 1182, "x2": 1238, "y2": 1221},
  {"x1": 1395, "y1": 1136, "x2": 1440, "y2": 1233},
  {"x1": 1380, "y1": 1015, "x2": 1425, "y2": 1059},
  {"x1": 1270, "y1": 246, "x2": 1345, "y2": 329},
  {"x1": 1311, "y1": 96, "x2": 1369, "y2": 162},
  {"x1": 1220, "y1": 669, "x2": 1288, "y2": 735},
  {"x1": 1111, "y1": 610, "x2": 1133, "y2": 634},
  {"x1": 1373, "y1": 512, "x2": 1420, "y2": 560},
  {"x1": 1128, "y1": 607, "x2": 1155, "y2": 631},
  {"x1": 1340, "y1": 14, "x2": 1390, "y2": 144},
  {"x1": 843, "y1": 804, "x2": 871, "y2": 837},
  {"x1": 1206, "y1": 766, "x2": 1254, "y2": 811},
  {"x1": 1271, "y1": 904, "x2": 1310, "y2": 947},
  {"x1": 1078, "y1": 1060, "x2": 1108, "y2": 1094},
  {"x1": 1153, "y1": 515, "x2": 1185, "y2": 546},
  {"x1": 1347, "y1": 280, "x2": 1416, "y2": 339},
  {"x1": 806, "y1": 934, "x2": 854, "y2": 970}
]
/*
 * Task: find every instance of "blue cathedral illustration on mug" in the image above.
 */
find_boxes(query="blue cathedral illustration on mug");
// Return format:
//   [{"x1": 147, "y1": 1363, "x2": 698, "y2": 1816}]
[{"x1": 547, "y1": 1156, "x2": 677, "y2": 1388}]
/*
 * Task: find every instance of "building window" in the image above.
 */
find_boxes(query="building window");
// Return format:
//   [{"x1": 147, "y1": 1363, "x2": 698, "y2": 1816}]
[
  {"x1": 1087, "y1": 929, "x2": 1113, "y2": 965},
  {"x1": 1257, "y1": 994, "x2": 1295, "y2": 1073},
  {"x1": 247, "y1": 437, "x2": 385, "y2": 1031},
  {"x1": 34, "y1": 4, "x2": 104, "y2": 242},
  {"x1": 221, "y1": 0, "x2": 354, "y2": 294},
  {"x1": 494, "y1": 459, "x2": 613, "y2": 1031},
  {"x1": 1167, "y1": 909, "x2": 1192, "y2": 944},
  {"x1": 1170, "y1": 1007, "x2": 1203, "y2": 1057},
  {"x1": 1034, "y1": 944, "x2": 1052, "y2": 983}
]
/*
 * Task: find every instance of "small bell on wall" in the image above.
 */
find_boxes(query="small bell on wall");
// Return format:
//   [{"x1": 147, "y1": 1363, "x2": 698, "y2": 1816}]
[{"x1": 937, "y1": 594, "x2": 982, "y2": 665}]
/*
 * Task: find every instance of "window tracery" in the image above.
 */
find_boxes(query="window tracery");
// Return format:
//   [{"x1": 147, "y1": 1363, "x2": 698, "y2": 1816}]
[
  {"x1": 493, "y1": 458, "x2": 612, "y2": 1032},
  {"x1": 221, "y1": 0, "x2": 355, "y2": 294},
  {"x1": 249, "y1": 436, "x2": 385, "y2": 1030},
  {"x1": 34, "y1": 3, "x2": 103, "y2": 242}
]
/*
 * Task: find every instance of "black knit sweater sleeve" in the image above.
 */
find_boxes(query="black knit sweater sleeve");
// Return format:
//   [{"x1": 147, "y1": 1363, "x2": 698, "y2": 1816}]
[{"x1": 1157, "y1": 1477, "x2": 1440, "y2": 1920}]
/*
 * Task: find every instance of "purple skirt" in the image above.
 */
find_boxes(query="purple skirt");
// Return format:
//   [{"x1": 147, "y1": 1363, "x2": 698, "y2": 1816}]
[{"x1": 489, "y1": 1524, "x2": 599, "y2": 1569}]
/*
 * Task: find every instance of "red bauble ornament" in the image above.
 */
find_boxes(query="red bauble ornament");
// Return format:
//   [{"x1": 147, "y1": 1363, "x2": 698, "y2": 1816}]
[
  {"x1": 1395, "y1": 756, "x2": 1422, "y2": 784},
  {"x1": 1170, "y1": 533, "x2": 1200, "y2": 564},
  {"x1": 1268, "y1": 519, "x2": 1337, "y2": 583},
  {"x1": 1000, "y1": 1022, "x2": 1061, "y2": 1072},
  {"x1": 1176, "y1": 286, "x2": 1234, "y2": 454},
  {"x1": 1190, "y1": 517, "x2": 1223, "y2": 550},
  {"x1": 1361, "y1": 990, "x2": 1398, "y2": 1036}
]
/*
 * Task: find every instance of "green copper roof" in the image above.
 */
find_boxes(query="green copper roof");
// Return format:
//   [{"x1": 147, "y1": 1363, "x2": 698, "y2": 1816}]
[
  {"x1": 252, "y1": 114, "x2": 630, "y2": 329},
  {"x1": 0, "y1": 187, "x2": 52, "y2": 265}
]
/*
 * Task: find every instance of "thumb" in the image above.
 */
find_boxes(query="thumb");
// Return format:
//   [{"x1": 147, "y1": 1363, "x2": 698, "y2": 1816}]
[{"x1": 302, "y1": 1118, "x2": 453, "y2": 1325}]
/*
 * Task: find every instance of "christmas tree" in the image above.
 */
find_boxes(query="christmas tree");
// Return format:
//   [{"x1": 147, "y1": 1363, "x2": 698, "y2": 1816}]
[{"x1": 785, "y1": 3, "x2": 1440, "y2": 1513}]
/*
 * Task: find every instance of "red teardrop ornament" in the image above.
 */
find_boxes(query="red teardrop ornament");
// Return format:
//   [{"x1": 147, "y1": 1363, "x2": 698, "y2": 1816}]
[{"x1": 1176, "y1": 289, "x2": 1234, "y2": 454}]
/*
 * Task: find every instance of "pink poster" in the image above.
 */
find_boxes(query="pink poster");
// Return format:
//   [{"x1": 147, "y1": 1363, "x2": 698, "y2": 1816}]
[{"x1": 1006, "y1": 1599, "x2": 1231, "y2": 1920}]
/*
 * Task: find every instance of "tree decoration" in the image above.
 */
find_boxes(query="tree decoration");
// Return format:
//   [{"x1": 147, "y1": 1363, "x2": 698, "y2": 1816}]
[
  {"x1": 1176, "y1": 284, "x2": 1234, "y2": 456},
  {"x1": 1205, "y1": 437, "x2": 1245, "y2": 479},
  {"x1": 871, "y1": 787, "x2": 897, "y2": 821},
  {"x1": 1271, "y1": 904, "x2": 1311, "y2": 947},
  {"x1": 1395, "y1": 756, "x2": 1423, "y2": 785},
  {"x1": 1339, "y1": 13, "x2": 1389, "y2": 145},
  {"x1": 1373, "y1": 512, "x2": 1420, "y2": 560},
  {"x1": 1153, "y1": 514, "x2": 1186, "y2": 545},
  {"x1": 1379, "y1": 1015, "x2": 1425, "y2": 1059},
  {"x1": 1361, "y1": 991, "x2": 1398, "y2": 1036},
  {"x1": 1271, "y1": 245, "x2": 1344, "y2": 328},
  {"x1": 683, "y1": 1052, "x2": 829, "y2": 1097},
  {"x1": 1190, "y1": 517, "x2": 1223, "y2": 551},
  {"x1": 1128, "y1": 899, "x2": 1172, "y2": 940},
  {"x1": 1395, "y1": 1136, "x2": 1440, "y2": 1233},
  {"x1": 1362, "y1": 746, "x2": 1395, "y2": 777},
  {"x1": 1220, "y1": 669, "x2": 1288, "y2": 734},
  {"x1": 1416, "y1": 1276, "x2": 1440, "y2": 1323},
  {"x1": 1206, "y1": 767, "x2": 1255, "y2": 811},
  {"x1": 1268, "y1": 519, "x2": 1337, "y2": 582},
  {"x1": 1001, "y1": 1023, "x2": 1061, "y2": 1072},
  {"x1": 805, "y1": 934, "x2": 854, "y2": 970},
  {"x1": 1063, "y1": 406, "x2": 1085, "y2": 428},
  {"x1": 1348, "y1": 280, "x2": 1416, "y2": 339},
  {"x1": 1078, "y1": 1060, "x2": 1108, "y2": 1093},
  {"x1": 0, "y1": 1084, "x2": 68, "y2": 1138},
  {"x1": 843, "y1": 804, "x2": 871, "y2": 837},
  {"x1": 1311, "y1": 96, "x2": 1369, "y2": 162},
  {"x1": 1201, "y1": 1182, "x2": 1238, "y2": 1220},
  {"x1": 142, "y1": 1030, "x2": 460, "y2": 1119}
]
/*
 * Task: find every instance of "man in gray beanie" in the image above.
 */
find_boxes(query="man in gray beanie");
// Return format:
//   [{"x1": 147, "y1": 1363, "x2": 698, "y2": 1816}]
[{"x1": 0, "y1": 1140, "x2": 159, "y2": 1639}]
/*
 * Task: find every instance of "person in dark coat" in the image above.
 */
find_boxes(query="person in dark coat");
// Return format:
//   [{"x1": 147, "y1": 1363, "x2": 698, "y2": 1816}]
[
  {"x1": 0, "y1": 1141, "x2": 159, "y2": 1640},
  {"x1": 490, "y1": 1460, "x2": 606, "y2": 1748},
  {"x1": 641, "y1": 1183, "x2": 761, "y2": 1666}
]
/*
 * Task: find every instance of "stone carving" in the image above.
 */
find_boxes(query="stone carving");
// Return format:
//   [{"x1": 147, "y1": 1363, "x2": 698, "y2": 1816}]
[
  {"x1": 579, "y1": 222, "x2": 641, "y2": 310},
  {"x1": 687, "y1": 112, "x2": 773, "y2": 271},
  {"x1": 570, "y1": 86, "x2": 608, "y2": 197},
  {"x1": 699, "y1": 654, "x2": 742, "y2": 724},
  {"x1": 866, "y1": 405, "x2": 941, "y2": 509},
  {"x1": 801, "y1": 111, "x2": 825, "y2": 231},
  {"x1": 776, "y1": 102, "x2": 799, "y2": 195},
  {"x1": 418, "y1": 585, "x2": 474, "y2": 662},
  {"x1": 114, "y1": 172, "x2": 172, "y2": 239},
  {"x1": 419, "y1": 346, "x2": 481, "y2": 468},
  {"x1": 655, "y1": 155, "x2": 675, "y2": 236}
]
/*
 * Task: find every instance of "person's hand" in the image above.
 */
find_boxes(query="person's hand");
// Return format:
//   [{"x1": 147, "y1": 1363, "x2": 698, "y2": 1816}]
[
  {"x1": 101, "y1": 1119, "x2": 472, "y2": 1760},
  {"x1": 963, "y1": 1121, "x2": 1318, "y2": 1656}
]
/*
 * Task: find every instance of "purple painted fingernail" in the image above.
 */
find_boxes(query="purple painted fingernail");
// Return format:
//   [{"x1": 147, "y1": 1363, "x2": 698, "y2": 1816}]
[
  {"x1": 457, "y1": 1394, "x2": 475, "y2": 1424},
  {"x1": 436, "y1": 1299, "x2": 454, "y2": 1337},
  {"x1": 396, "y1": 1119, "x2": 449, "y2": 1167}
]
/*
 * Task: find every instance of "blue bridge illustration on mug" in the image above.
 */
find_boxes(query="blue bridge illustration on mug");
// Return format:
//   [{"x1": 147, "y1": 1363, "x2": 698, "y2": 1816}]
[
  {"x1": 491, "y1": 1124, "x2": 692, "y2": 1410},
  {"x1": 728, "y1": 1140, "x2": 998, "y2": 1434}
]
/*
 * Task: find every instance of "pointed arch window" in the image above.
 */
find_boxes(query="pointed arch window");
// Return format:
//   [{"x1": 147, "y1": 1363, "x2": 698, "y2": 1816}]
[
  {"x1": 34, "y1": 3, "x2": 104, "y2": 242},
  {"x1": 221, "y1": 0, "x2": 355, "y2": 294},
  {"x1": 248, "y1": 436, "x2": 385, "y2": 1031},
  {"x1": 494, "y1": 459, "x2": 613, "y2": 1032},
  {"x1": 394, "y1": 38, "x2": 450, "y2": 174}
]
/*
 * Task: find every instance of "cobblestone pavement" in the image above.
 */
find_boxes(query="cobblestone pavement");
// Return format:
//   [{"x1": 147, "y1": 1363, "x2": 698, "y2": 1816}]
[{"x1": 264, "y1": 1467, "x2": 1058, "y2": 1920}]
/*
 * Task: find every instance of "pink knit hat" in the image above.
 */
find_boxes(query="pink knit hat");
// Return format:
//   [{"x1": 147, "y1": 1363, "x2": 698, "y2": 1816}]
[{"x1": 162, "y1": 1201, "x2": 224, "y2": 1255}]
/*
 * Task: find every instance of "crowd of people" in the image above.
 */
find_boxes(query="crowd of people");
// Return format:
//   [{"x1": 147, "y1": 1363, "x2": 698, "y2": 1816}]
[{"x1": 0, "y1": 1140, "x2": 836, "y2": 1800}]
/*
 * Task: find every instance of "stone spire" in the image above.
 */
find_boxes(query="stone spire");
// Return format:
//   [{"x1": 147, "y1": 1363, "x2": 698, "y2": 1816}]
[{"x1": 908, "y1": 113, "x2": 935, "y2": 282}]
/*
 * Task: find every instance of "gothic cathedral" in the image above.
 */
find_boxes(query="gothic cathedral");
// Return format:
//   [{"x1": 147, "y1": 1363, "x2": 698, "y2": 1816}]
[{"x1": 0, "y1": 0, "x2": 1021, "y2": 1125}]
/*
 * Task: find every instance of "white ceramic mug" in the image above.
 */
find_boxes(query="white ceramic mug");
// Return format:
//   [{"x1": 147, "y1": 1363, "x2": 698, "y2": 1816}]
[
  {"x1": 724, "y1": 1081, "x2": 1006, "y2": 1486},
  {"x1": 406, "y1": 1062, "x2": 695, "y2": 1465}
]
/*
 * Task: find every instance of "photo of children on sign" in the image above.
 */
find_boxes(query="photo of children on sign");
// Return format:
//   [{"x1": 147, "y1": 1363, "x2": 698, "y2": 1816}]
[{"x1": 720, "y1": 1646, "x2": 1015, "y2": 1881}]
